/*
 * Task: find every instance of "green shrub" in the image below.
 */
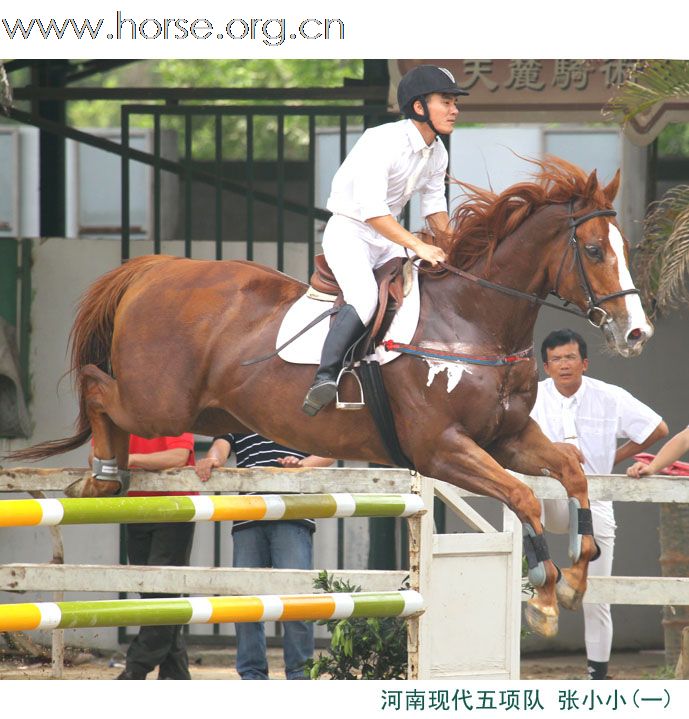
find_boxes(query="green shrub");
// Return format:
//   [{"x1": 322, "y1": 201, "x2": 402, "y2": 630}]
[{"x1": 305, "y1": 570, "x2": 409, "y2": 680}]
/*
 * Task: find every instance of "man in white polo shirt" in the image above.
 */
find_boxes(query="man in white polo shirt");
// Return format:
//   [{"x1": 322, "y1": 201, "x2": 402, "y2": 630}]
[
  {"x1": 302, "y1": 65, "x2": 468, "y2": 416},
  {"x1": 531, "y1": 328, "x2": 668, "y2": 679}
]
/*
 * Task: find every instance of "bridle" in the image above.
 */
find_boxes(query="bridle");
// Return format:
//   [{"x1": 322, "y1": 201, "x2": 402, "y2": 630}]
[
  {"x1": 551, "y1": 201, "x2": 640, "y2": 328},
  {"x1": 434, "y1": 201, "x2": 641, "y2": 328}
]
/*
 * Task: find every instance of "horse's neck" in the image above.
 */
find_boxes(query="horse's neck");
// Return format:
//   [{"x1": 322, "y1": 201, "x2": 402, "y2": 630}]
[
  {"x1": 485, "y1": 206, "x2": 561, "y2": 292},
  {"x1": 423, "y1": 207, "x2": 562, "y2": 350}
]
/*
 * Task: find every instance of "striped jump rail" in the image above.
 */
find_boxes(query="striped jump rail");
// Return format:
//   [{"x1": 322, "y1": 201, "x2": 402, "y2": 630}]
[
  {"x1": 0, "y1": 493, "x2": 424, "y2": 527},
  {"x1": 0, "y1": 590, "x2": 424, "y2": 632}
]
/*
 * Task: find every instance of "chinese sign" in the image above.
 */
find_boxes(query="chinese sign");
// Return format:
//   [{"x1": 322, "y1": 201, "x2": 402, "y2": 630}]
[{"x1": 389, "y1": 60, "x2": 689, "y2": 145}]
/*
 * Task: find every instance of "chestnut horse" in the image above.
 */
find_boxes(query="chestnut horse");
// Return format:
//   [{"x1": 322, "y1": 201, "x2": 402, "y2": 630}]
[{"x1": 9, "y1": 157, "x2": 653, "y2": 638}]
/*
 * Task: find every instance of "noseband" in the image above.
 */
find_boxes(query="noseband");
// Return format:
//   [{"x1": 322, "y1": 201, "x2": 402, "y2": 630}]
[{"x1": 550, "y1": 202, "x2": 640, "y2": 327}]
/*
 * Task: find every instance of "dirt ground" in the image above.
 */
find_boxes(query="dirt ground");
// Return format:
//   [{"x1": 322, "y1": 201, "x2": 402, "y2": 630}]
[
  {"x1": 520, "y1": 650, "x2": 671, "y2": 680},
  {"x1": 0, "y1": 646, "x2": 672, "y2": 680}
]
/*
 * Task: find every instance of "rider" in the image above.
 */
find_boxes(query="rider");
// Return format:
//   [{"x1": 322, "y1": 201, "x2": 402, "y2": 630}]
[{"x1": 302, "y1": 65, "x2": 468, "y2": 416}]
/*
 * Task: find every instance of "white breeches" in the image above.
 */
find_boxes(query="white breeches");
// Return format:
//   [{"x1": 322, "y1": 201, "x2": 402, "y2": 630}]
[
  {"x1": 322, "y1": 214, "x2": 407, "y2": 325},
  {"x1": 541, "y1": 499, "x2": 616, "y2": 662}
]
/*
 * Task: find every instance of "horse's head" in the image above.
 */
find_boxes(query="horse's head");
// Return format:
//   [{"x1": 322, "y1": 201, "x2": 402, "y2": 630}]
[{"x1": 550, "y1": 170, "x2": 653, "y2": 358}]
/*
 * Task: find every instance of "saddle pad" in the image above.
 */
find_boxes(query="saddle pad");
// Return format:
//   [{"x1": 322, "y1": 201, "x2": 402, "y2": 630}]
[{"x1": 277, "y1": 264, "x2": 421, "y2": 366}]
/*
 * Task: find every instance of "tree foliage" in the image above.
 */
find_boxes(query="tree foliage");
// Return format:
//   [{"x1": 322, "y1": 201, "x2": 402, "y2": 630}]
[
  {"x1": 0, "y1": 61, "x2": 12, "y2": 115},
  {"x1": 605, "y1": 61, "x2": 689, "y2": 127},
  {"x1": 635, "y1": 185, "x2": 689, "y2": 314},
  {"x1": 606, "y1": 61, "x2": 689, "y2": 314},
  {"x1": 68, "y1": 60, "x2": 363, "y2": 159}
]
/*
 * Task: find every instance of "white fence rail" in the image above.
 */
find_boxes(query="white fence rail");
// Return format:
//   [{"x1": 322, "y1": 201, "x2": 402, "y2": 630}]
[
  {"x1": 0, "y1": 466, "x2": 520, "y2": 680},
  {"x1": 2, "y1": 468, "x2": 688, "y2": 679},
  {"x1": 522, "y1": 474, "x2": 689, "y2": 608}
]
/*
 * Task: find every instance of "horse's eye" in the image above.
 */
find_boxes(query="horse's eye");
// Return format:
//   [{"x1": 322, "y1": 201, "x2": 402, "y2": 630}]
[{"x1": 584, "y1": 244, "x2": 603, "y2": 261}]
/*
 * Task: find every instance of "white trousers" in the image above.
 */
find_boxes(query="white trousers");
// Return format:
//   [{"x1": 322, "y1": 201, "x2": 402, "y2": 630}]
[
  {"x1": 322, "y1": 214, "x2": 407, "y2": 325},
  {"x1": 541, "y1": 499, "x2": 616, "y2": 662}
]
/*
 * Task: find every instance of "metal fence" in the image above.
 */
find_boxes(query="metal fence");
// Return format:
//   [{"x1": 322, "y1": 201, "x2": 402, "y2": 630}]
[{"x1": 120, "y1": 103, "x2": 397, "y2": 275}]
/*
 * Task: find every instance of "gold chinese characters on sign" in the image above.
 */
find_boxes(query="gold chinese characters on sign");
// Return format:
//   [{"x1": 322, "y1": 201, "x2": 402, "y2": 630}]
[
  {"x1": 390, "y1": 59, "x2": 637, "y2": 107},
  {"x1": 455, "y1": 59, "x2": 636, "y2": 93},
  {"x1": 388, "y1": 59, "x2": 689, "y2": 145}
]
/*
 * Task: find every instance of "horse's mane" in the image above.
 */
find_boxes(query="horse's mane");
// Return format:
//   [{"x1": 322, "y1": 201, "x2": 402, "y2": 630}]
[{"x1": 445, "y1": 155, "x2": 615, "y2": 270}]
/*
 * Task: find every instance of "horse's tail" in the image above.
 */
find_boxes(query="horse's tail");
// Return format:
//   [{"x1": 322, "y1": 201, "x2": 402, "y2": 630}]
[{"x1": 5, "y1": 255, "x2": 178, "y2": 462}]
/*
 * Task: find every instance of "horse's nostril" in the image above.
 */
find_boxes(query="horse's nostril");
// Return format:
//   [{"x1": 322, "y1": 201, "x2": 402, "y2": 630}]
[{"x1": 627, "y1": 328, "x2": 643, "y2": 342}]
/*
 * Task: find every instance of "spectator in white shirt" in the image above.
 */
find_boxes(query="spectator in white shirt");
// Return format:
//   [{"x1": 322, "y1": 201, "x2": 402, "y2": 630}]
[
  {"x1": 530, "y1": 328, "x2": 668, "y2": 680},
  {"x1": 302, "y1": 65, "x2": 468, "y2": 416}
]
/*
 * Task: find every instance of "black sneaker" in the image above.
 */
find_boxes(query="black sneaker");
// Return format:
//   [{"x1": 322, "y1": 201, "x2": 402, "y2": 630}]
[{"x1": 117, "y1": 668, "x2": 147, "y2": 680}]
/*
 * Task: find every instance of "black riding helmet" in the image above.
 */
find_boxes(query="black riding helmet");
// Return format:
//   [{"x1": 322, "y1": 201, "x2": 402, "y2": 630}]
[{"x1": 397, "y1": 65, "x2": 469, "y2": 136}]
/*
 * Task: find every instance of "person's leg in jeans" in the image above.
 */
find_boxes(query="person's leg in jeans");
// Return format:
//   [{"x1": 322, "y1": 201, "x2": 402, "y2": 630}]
[
  {"x1": 123, "y1": 522, "x2": 195, "y2": 680},
  {"x1": 269, "y1": 522, "x2": 314, "y2": 680},
  {"x1": 233, "y1": 524, "x2": 271, "y2": 679}
]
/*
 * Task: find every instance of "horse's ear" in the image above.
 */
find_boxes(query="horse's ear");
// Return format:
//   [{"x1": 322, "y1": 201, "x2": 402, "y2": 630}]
[
  {"x1": 603, "y1": 169, "x2": 621, "y2": 203},
  {"x1": 584, "y1": 169, "x2": 598, "y2": 197}
]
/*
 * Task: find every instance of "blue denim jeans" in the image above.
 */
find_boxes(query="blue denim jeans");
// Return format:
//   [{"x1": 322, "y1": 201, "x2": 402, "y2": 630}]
[{"x1": 233, "y1": 521, "x2": 314, "y2": 680}]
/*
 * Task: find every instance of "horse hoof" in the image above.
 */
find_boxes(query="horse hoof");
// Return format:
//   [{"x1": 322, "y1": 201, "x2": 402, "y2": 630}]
[
  {"x1": 65, "y1": 476, "x2": 121, "y2": 498},
  {"x1": 556, "y1": 574, "x2": 584, "y2": 611},
  {"x1": 64, "y1": 477, "x2": 87, "y2": 497},
  {"x1": 524, "y1": 600, "x2": 558, "y2": 638}
]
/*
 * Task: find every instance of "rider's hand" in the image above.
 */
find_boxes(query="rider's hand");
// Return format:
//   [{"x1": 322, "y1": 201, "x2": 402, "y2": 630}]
[
  {"x1": 276, "y1": 456, "x2": 303, "y2": 468},
  {"x1": 195, "y1": 456, "x2": 221, "y2": 482},
  {"x1": 415, "y1": 242, "x2": 447, "y2": 266},
  {"x1": 627, "y1": 461, "x2": 653, "y2": 478}
]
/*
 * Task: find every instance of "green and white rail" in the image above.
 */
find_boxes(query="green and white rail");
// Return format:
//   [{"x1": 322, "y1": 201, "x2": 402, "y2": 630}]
[{"x1": 0, "y1": 492, "x2": 424, "y2": 527}]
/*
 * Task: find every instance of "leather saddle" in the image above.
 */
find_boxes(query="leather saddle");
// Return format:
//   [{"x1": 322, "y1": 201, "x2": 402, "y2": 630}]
[{"x1": 309, "y1": 254, "x2": 409, "y2": 349}]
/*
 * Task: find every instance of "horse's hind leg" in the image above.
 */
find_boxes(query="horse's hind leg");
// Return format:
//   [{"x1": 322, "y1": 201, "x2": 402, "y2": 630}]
[
  {"x1": 491, "y1": 418, "x2": 599, "y2": 612},
  {"x1": 417, "y1": 429, "x2": 560, "y2": 638},
  {"x1": 66, "y1": 365, "x2": 131, "y2": 498}
]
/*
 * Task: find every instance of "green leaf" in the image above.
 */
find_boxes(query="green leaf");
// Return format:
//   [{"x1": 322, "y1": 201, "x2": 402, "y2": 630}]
[
  {"x1": 605, "y1": 61, "x2": 689, "y2": 125},
  {"x1": 634, "y1": 185, "x2": 689, "y2": 314}
]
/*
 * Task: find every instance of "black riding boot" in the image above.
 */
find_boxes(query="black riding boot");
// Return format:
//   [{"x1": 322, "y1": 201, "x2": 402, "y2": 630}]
[{"x1": 302, "y1": 304, "x2": 366, "y2": 416}]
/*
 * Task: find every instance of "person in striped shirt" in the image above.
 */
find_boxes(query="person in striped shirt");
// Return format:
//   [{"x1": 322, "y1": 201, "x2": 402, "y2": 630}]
[{"x1": 196, "y1": 433, "x2": 333, "y2": 680}]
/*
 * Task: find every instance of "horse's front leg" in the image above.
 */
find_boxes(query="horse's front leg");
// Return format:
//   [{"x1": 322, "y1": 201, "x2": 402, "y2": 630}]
[
  {"x1": 490, "y1": 417, "x2": 598, "y2": 612},
  {"x1": 416, "y1": 427, "x2": 560, "y2": 639}
]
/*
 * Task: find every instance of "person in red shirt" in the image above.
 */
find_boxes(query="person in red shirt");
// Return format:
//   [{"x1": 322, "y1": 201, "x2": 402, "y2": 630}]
[{"x1": 91, "y1": 433, "x2": 197, "y2": 680}]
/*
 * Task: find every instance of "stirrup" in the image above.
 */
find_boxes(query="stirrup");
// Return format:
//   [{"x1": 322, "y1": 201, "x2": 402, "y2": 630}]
[{"x1": 335, "y1": 366, "x2": 365, "y2": 411}]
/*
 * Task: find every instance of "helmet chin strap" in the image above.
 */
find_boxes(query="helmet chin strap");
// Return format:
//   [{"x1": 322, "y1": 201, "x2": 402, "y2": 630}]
[{"x1": 409, "y1": 96, "x2": 443, "y2": 137}]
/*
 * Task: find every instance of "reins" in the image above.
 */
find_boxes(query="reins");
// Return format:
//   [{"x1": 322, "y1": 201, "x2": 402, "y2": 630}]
[
  {"x1": 425, "y1": 202, "x2": 640, "y2": 329},
  {"x1": 433, "y1": 262, "x2": 590, "y2": 319}
]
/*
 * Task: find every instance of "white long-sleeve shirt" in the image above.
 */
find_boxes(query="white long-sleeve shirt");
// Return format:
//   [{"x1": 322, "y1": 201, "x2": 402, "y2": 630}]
[{"x1": 326, "y1": 119, "x2": 449, "y2": 224}]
